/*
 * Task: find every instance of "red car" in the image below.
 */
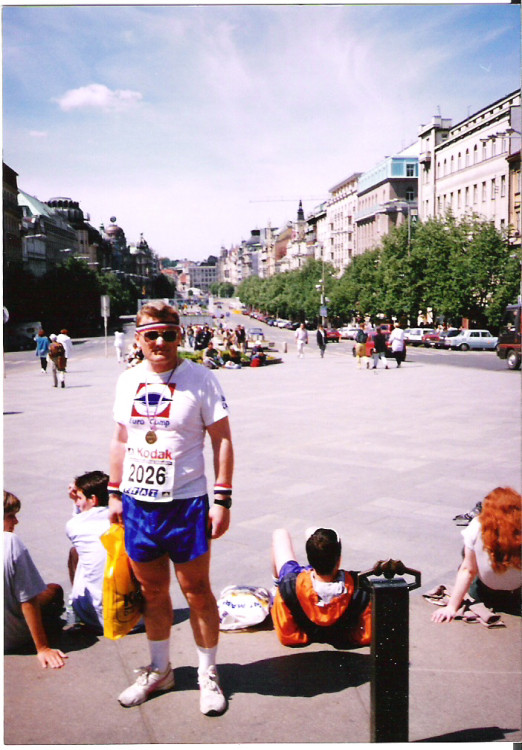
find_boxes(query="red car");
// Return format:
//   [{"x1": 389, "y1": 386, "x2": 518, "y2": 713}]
[
  {"x1": 325, "y1": 329, "x2": 342, "y2": 343},
  {"x1": 422, "y1": 329, "x2": 459, "y2": 348}
]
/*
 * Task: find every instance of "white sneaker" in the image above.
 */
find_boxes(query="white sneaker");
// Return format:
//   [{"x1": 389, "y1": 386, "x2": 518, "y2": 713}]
[
  {"x1": 198, "y1": 666, "x2": 227, "y2": 715},
  {"x1": 118, "y1": 664, "x2": 174, "y2": 707}
]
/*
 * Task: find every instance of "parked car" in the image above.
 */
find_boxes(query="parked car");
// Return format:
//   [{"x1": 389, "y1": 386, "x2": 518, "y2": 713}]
[
  {"x1": 4, "y1": 331, "x2": 35, "y2": 352},
  {"x1": 444, "y1": 329, "x2": 498, "y2": 351},
  {"x1": 339, "y1": 326, "x2": 359, "y2": 339},
  {"x1": 325, "y1": 329, "x2": 342, "y2": 343},
  {"x1": 405, "y1": 327, "x2": 434, "y2": 346},
  {"x1": 421, "y1": 328, "x2": 459, "y2": 348}
]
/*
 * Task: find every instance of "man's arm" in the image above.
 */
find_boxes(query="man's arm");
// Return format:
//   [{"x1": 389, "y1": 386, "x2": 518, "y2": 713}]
[
  {"x1": 21, "y1": 598, "x2": 68, "y2": 669},
  {"x1": 108, "y1": 422, "x2": 128, "y2": 525},
  {"x1": 206, "y1": 416, "x2": 234, "y2": 540}
]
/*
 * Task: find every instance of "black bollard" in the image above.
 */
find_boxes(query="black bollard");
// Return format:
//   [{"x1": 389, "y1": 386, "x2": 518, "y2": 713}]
[{"x1": 358, "y1": 560, "x2": 421, "y2": 743}]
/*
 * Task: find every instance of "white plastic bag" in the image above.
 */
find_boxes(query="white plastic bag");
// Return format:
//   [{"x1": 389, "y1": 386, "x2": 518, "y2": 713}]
[{"x1": 217, "y1": 585, "x2": 272, "y2": 631}]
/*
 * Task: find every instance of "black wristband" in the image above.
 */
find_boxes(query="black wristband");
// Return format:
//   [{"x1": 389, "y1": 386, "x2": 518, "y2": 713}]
[
  {"x1": 109, "y1": 490, "x2": 122, "y2": 497},
  {"x1": 214, "y1": 497, "x2": 232, "y2": 509}
]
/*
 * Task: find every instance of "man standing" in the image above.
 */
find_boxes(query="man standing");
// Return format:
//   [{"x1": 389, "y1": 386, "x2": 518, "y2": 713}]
[
  {"x1": 295, "y1": 323, "x2": 308, "y2": 358},
  {"x1": 108, "y1": 301, "x2": 233, "y2": 715},
  {"x1": 114, "y1": 329, "x2": 125, "y2": 363},
  {"x1": 316, "y1": 324, "x2": 327, "y2": 358}
]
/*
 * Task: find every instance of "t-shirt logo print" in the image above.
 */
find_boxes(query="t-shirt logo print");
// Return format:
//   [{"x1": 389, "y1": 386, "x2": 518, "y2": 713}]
[{"x1": 131, "y1": 383, "x2": 176, "y2": 419}]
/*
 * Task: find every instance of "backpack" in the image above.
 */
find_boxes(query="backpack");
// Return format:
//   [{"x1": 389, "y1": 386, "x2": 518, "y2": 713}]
[
  {"x1": 217, "y1": 585, "x2": 272, "y2": 630},
  {"x1": 356, "y1": 329, "x2": 368, "y2": 344},
  {"x1": 49, "y1": 341, "x2": 65, "y2": 358},
  {"x1": 49, "y1": 341, "x2": 66, "y2": 369}
]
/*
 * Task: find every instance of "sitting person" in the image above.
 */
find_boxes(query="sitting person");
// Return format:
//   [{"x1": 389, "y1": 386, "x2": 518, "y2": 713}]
[
  {"x1": 66, "y1": 471, "x2": 111, "y2": 632},
  {"x1": 432, "y1": 487, "x2": 521, "y2": 622},
  {"x1": 250, "y1": 342, "x2": 266, "y2": 366},
  {"x1": 270, "y1": 527, "x2": 372, "y2": 648},
  {"x1": 4, "y1": 491, "x2": 68, "y2": 668},
  {"x1": 203, "y1": 341, "x2": 224, "y2": 369},
  {"x1": 224, "y1": 346, "x2": 242, "y2": 369}
]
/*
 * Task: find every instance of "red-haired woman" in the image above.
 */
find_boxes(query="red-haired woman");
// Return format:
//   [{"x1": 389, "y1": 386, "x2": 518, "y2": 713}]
[{"x1": 432, "y1": 487, "x2": 521, "y2": 622}]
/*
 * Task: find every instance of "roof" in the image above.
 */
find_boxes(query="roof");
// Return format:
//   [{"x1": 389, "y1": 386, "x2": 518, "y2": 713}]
[{"x1": 17, "y1": 190, "x2": 56, "y2": 218}]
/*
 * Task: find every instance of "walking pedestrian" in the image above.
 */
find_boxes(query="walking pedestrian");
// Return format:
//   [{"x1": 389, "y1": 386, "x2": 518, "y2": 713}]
[
  {"x1": 56, "y1": 329, "x2": 73, "y2": 370},
  {"x1": 388, "y1": 321, "x2": 406, "y2": 367},
  {"x1": 108, "y1": 300, "x2": 233, "y2": 716},
  {"x1": 354, "y1": 324, "x2": 369, "y2": 369},
  {"x1": 371, "y1": 327, "x2": 389, "y2": 370},
  {"x1": 48, "y1": 334, "x2": 67, "y2": 388},
  {"x1": 114, "y1": 330, "x2": 125, "y2": 363},
  {"x1": 295, "y1": 323, "x2": 308, "y2": 358},
  {"x1": 34, "y1": 330, "x2": 50, "y2": 373},
  {"x1": 316, "y1": 325, "x2": 327, "y2": 358}
]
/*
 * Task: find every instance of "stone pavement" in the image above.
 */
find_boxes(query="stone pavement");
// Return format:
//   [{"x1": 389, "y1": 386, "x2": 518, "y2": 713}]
[{"x1": 3, "y1": 322, "x2": 521, "y2": 744}]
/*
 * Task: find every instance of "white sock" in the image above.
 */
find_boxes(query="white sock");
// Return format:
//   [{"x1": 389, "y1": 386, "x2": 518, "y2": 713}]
[
  {"x1": 148, "y1": 638, "x2": 170, "y2": 672},
  {"x1": 196, "y1": 645, "x2": 218, "y2": 677}
]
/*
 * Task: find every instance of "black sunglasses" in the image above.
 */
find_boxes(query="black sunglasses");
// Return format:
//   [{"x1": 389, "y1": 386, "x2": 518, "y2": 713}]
[{"x1": 140, "y1": 330, "x2": 178, "y2": 342}]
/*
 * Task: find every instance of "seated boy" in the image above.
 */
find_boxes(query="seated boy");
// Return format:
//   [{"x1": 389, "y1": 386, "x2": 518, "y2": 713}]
[
  {"x1": 270, "y1": 527, "x2": 372, "y2": 648},
  {"x1": 203, "y1": 341, "x2": 224, "y2": 369},
  {"x1": 4, "y1": 490, "x2": 67, "y2": 668},
  {"x1": 66, "y1": 471, "x2": 110, "y2": 633}
]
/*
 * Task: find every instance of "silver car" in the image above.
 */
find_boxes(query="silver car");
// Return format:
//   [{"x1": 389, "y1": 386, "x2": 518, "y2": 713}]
[{"x1": 445, "y1": 329, "x2": 498, "y2": 351}]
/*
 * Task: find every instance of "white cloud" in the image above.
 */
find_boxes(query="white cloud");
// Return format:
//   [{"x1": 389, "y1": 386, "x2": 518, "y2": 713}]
[
  {"x1": 55, "y1": 83, "x2": 143, "y2": 112},
  {"x1": 29, "y1": 130, "x2": 48, "y2": 138}
]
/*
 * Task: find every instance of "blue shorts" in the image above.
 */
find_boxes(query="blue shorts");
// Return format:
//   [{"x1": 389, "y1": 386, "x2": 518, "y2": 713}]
[
  {"x1": 122, "y1": 494, "x2": 210, "y2": 564},
  {"x1": 277, "y1": 560, "x2": 312, "y2": 585}
]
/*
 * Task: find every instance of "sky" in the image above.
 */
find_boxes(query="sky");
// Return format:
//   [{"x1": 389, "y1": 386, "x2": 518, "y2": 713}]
[{"x1": 3, "y1": 2, "x2": 520, "y2": 262}]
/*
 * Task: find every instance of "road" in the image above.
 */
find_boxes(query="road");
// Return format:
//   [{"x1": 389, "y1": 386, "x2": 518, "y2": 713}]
[{"x1": 5, "y1": 316, "x2": 510, "y2": 374}]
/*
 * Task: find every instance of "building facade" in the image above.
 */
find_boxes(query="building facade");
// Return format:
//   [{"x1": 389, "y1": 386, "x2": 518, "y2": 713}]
[
  {"x1": 3, "y1": 163, "x2": 23, "y2": 270},
  {"x1": 418, "y1": 90, "x2": 521, "y2": 234},
  {"x1": 326, "y1": 173, "x2": 361, "y2": 271},
  {"x1": 18, "y1": 190, "x2": 79, "y2": 276},
  {"x1": 356, "y1": 145, "x2": 419, "y2": 254}
]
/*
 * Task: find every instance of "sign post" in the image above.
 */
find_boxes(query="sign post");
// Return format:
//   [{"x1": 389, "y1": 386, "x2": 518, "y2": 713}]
[{"x1": 101, "y1": 295, "x2": 110, "y2": 357}]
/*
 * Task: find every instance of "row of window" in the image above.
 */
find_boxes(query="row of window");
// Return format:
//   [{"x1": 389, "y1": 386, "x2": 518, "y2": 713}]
[
  {"x1": 434, "y1": 175, "x2": 507, "y2": 211},
  {"x1": 434, "y1": 138, "x2": 509, "y2": 178}
]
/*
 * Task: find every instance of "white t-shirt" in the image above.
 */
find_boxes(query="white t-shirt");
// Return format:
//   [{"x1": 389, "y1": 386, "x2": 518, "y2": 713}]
[
  {"x1": 462, "y1": 517, "x2": 521, "y2": 591},
  {"x1": 56, "y1": 333, "x2": 73, "y2": 358},
  {"x1": 4, "y1": 532, "x2": 46, "y2": 650},
  {"x1": 113, "y1": 358, "x2": 229, "y2": 502},
  {"x1": 388, "y1": 327, "x2": 405, "y2": 352},
  {"x1": 66, "y1": 506, "x2": 110, "y2": 629}
]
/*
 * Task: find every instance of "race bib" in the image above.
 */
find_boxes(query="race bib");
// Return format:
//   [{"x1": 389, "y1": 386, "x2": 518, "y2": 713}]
[{"x1": 121, "y1": 446, "x2": 175, "y2": 501}]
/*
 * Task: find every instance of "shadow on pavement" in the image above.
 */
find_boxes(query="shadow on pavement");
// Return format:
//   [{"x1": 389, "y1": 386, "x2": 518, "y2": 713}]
[
  {"x1": 173, "y1": 650, "x2": 370, "y2": 698},
  {"x1": 417, "y1": 726, "x2": 516, "y2": 742}
]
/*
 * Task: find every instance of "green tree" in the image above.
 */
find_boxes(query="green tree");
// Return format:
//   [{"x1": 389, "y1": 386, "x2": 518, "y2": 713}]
[
  {"x1": 38, "y1": 257, "x2": 101, "y2": 334},
  {"x1": 218, "y1": 282, "x2": 235, "y2": 298}
]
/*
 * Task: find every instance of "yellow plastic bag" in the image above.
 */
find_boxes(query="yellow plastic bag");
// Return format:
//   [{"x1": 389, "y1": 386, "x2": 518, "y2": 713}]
[{"x1": 100, "y1": 524, "x2": 142, "y2": 640}]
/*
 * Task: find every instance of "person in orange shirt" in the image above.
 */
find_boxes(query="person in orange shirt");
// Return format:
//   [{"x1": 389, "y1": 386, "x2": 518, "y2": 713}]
[{"x1": 270, "y1": 527, "x2": 372, "y2": 649}]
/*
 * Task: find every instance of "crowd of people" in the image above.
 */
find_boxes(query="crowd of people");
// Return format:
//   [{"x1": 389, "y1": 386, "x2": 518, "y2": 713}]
[
  {"x1": 121, "y1": 321, "x2": 266, "y2": 371},
  {"x1": 6, "y1": 301, "x2": 520, "y2": 722}
]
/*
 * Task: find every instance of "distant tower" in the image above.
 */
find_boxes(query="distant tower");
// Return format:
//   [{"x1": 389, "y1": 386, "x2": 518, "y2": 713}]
[{"x1": 295, "y1": 200, "x2": 306, "y2": 242}]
